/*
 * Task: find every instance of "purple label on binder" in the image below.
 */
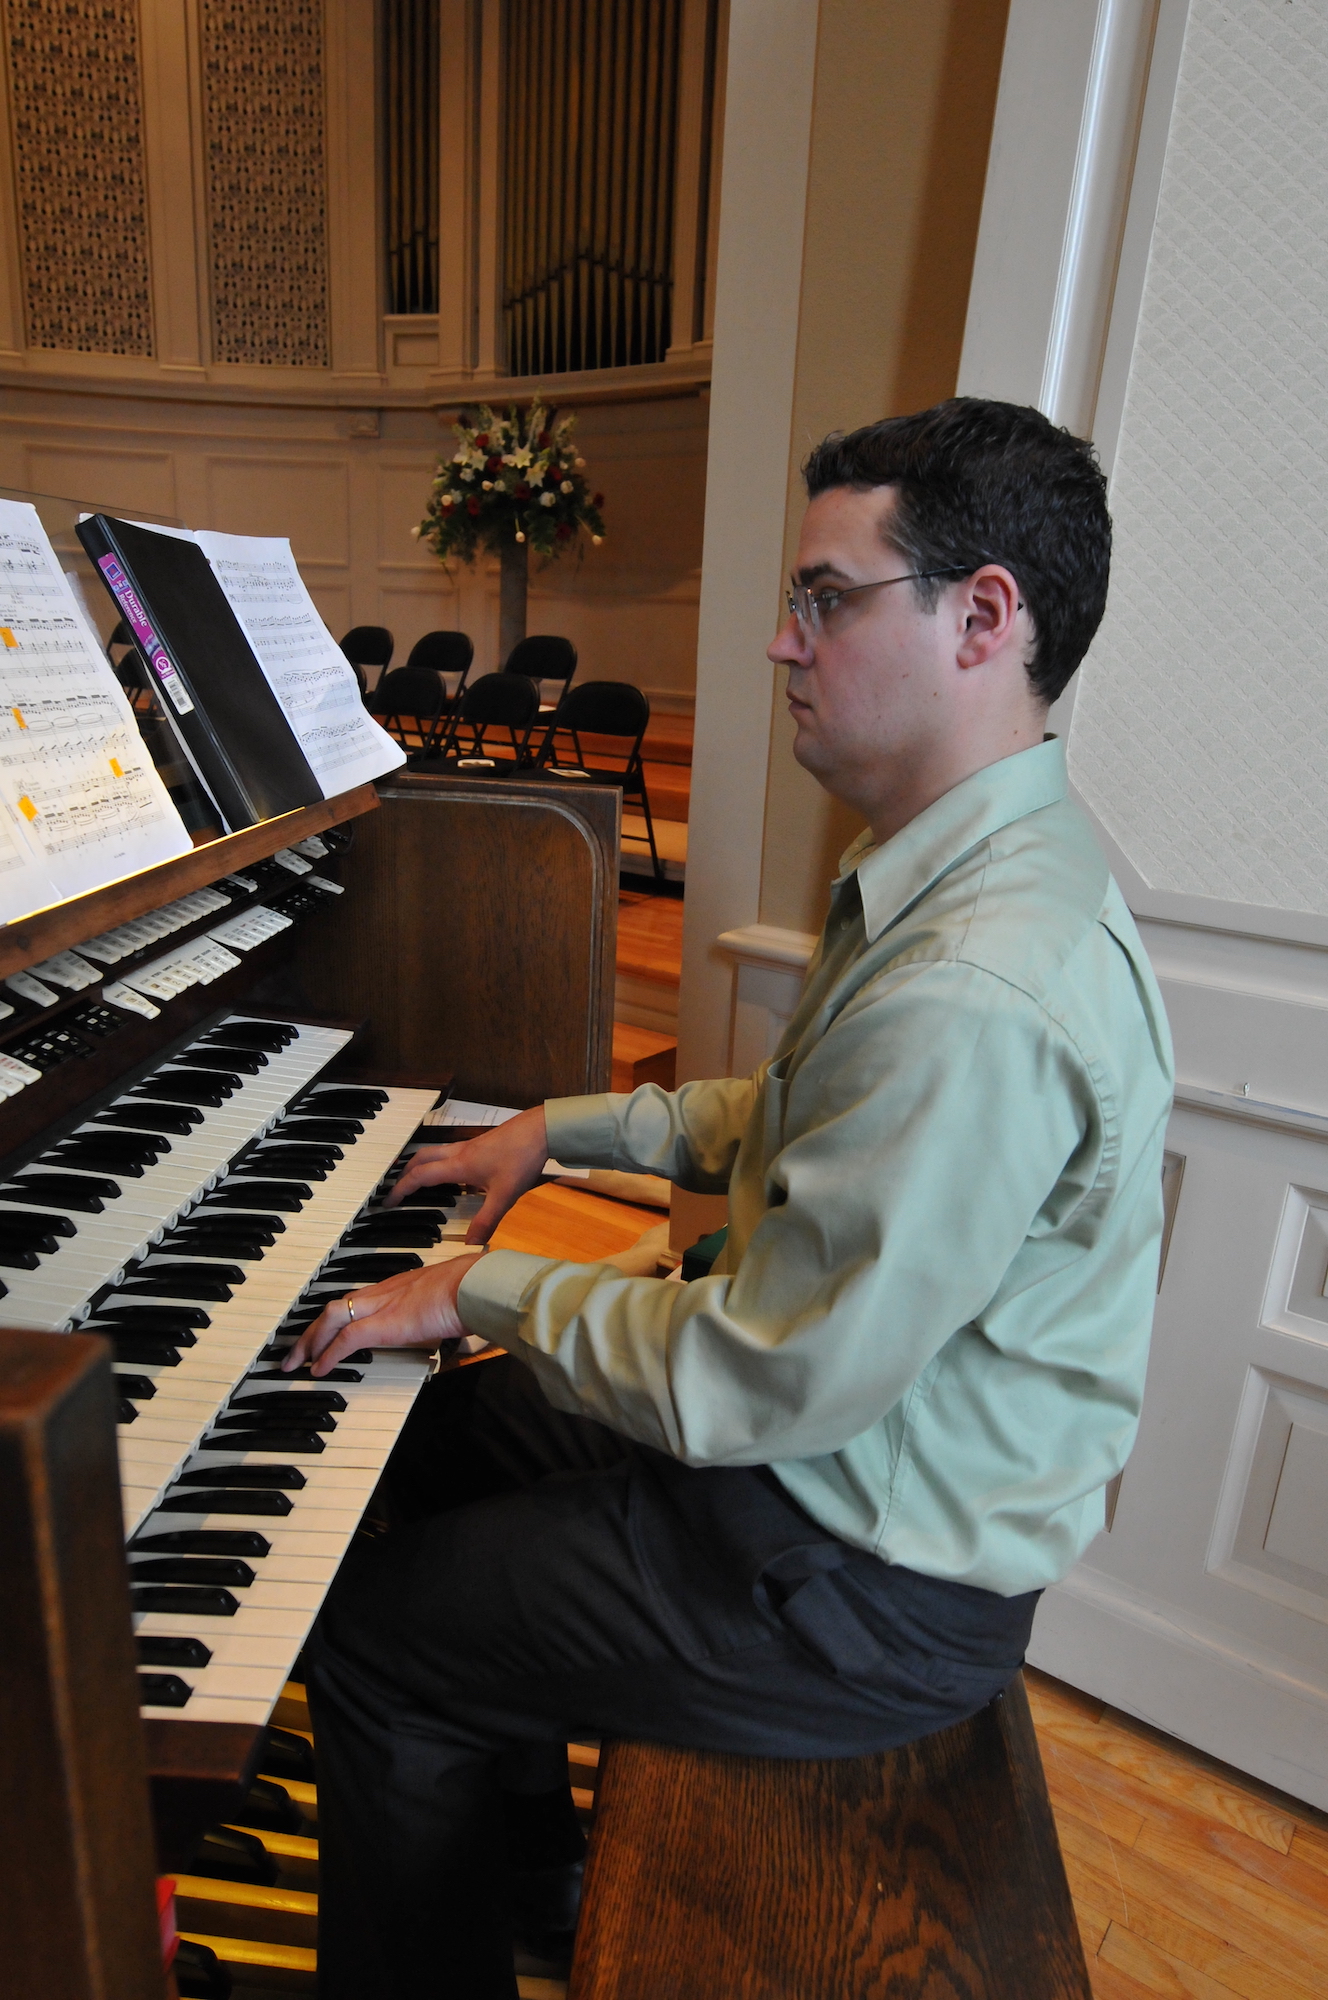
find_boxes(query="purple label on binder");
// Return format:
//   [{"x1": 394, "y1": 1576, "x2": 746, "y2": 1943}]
[{"x1": 96, "y1": 553, "x2": 194, "y2": 715}]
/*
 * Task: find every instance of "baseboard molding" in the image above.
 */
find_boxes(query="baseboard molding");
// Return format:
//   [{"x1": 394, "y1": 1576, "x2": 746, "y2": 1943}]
[{"x1": 1030, "y1": 1564, "x2": 1328, "y2": 1810}]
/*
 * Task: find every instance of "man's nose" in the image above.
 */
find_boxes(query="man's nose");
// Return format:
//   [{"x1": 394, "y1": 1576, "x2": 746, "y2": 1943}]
[{"x1": 768, "y1": 610, "x2": 812, "y2": 667}]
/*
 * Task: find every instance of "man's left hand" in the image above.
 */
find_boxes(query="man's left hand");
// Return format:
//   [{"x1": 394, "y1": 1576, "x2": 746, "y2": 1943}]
[{"x1": 283, "y1": 1251, "x2": 487, "y2": 1377}]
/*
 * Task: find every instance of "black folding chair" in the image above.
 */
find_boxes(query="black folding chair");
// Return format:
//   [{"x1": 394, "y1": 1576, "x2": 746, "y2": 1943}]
[
  {"x1": 436, "y1": 672, "x2": 541, "y2": 769},
  {"x1": 340, "y1": 625, "x2": 394, "y2": 699},
  {"x1": 371, "y1": 665, "x2": 446, "y2": 755},
  {"x1": 504, "y1": 635, "x2": 577, "y2": 705},
  {"x1": 405, "y1": 631, "x2": 474, "y2": 724},
  {"x1": 532, "y1": 680, "x2": 663, "y2": 880}
]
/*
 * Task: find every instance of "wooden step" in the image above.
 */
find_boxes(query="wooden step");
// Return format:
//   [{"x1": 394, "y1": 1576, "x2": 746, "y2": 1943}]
[
  {"x1": 612, "y1": 1023, "x2": 676, "y2": 1092},
  {"x1": 641, "y1": 761, "x2": 689, "y2": 822}
]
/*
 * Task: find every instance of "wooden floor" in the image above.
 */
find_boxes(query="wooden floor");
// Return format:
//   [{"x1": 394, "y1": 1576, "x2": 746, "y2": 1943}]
[
  {"x1": 1026, "y1": 1667, "x2": 1328, "y2": 2000},
  {"x1": 616, "y1": 887, "x2": 684, "y2": 988}
]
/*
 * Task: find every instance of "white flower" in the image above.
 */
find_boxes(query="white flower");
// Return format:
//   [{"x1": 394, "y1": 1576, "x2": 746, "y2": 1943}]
[
  {"x1": 529, "y1": 467, "x2": 544, "y2": 485},
  {"x1": 540, "y1": 491, "x2": 556, "y2": 507},
  {"x1": 461, "y1": 468, "x2": 475, "y2": 482},
  {"x1": 574, "y1": 457, "x2": 585, "y2": 469},
  {"x1": 482, "y1": 481, "x2": 493, "y2": 490},
  {"x1": 592, "y1": 534, "x2": 602, "y2": 545},
  {"x1": 560, "y1": 479, "x2": 573, "y2": 495},
  {"x1": 506, "y1": 447, "x2": 533, "y2": 469},
  {"x1": 410, "y1": 524, "x2": 421, "y2": 538},
  {"x1": 515, "y1": 530, "x2": 526, "y2": 542}
]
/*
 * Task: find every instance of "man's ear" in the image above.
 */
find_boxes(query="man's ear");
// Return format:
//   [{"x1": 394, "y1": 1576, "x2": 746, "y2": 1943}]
[{"x1": 954, "y1": 565, "x2": 1023, "y2": 670}]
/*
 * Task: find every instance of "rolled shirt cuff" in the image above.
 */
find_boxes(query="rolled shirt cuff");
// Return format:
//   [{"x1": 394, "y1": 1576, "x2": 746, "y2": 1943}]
[
  {"x1": 457, "y1": 1246, "x2": 560, "y2": 1350},
  {"x1": 542, "y1": 1093, "x2": 625, "y2": 1170}
]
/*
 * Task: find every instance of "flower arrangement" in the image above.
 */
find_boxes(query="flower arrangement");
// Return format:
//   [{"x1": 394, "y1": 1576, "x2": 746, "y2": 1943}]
[{"x1": 415, "y1": 401, "x2": 605, "y2": 567}]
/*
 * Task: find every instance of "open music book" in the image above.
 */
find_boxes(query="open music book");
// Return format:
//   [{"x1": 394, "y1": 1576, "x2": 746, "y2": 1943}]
[
  {"x1": 0, "y1": 498, "x2": 193, "y2": 925},
  {"x1": 78, "y1": 515, "x2": 405, "y2": 831}
]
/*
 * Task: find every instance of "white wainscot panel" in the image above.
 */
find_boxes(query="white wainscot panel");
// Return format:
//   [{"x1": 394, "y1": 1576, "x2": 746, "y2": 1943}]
[
  {"x1": 303, "y1": 580, "x2": 352, "y2": 639},
  {"x1": 24, "y1": 442, "x2": 177, "y2": 517},
  {"x1": 203, "y1": 456, "x2": 350, "y2": 565},
  {"x1": 376, "y1": 584, "x2": 463, "y2": 664},
  {"x1": 376, "y1": 458, "x2": 445, "y2": 568},
  {"x1": 715, "y1": 925, "x2": 815, "y2": 1073},
  {"x1": 1159, "y1": 977, "x2": 1328, "y2": 1118}
]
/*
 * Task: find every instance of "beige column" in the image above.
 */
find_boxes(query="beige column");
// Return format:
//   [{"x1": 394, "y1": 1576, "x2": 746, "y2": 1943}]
[
  {"x1": 675, "y1": 0, "x2": 1010, "y2": 1249},
  {"x1": 326, "y1": 0, "x2": 385, "y2": 383},
  {"x1": 0, "y1": 24, "x2": 24, "y2": 360},
  {"x1": 139, "y1": 0, "x2": 207, "y2": 373}
]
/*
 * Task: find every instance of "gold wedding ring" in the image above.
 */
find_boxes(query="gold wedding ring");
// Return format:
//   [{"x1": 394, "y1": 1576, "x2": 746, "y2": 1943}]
[{"x1": 345, "y1": 1294, "x2": 357, "y2": 1321}]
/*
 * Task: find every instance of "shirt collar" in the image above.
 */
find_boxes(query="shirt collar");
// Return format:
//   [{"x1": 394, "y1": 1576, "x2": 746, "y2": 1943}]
[{"x1": 840, "y1": 737, "x2": 1069, "y2": 943}]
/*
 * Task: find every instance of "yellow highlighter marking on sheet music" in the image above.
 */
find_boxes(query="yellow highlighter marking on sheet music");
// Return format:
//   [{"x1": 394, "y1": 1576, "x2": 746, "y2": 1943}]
[
  {"x1": 11, "y1": 708, "x2": 25, "y2": 730},
  {"x1": 0, "y1": 628, "x2": 16, "y2": 649},
  {"x1": 18, "y1": 795, "x2": 38, "y2": 821},
  {"x1": 108, "y1": 757, "x2": 123, "y2": 776}
]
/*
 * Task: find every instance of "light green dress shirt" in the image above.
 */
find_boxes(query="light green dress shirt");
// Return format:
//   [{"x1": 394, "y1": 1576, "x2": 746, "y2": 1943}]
[{"x1": 459, "y1": 739, "x2": 1175, "y2": 1595}]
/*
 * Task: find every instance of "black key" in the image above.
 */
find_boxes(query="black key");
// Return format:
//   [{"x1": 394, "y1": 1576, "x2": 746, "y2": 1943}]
[
  {"x1": 129, "y1": 1556, "x2": 255, "y2": 1587},
  {"x1": 251, "y1": 1363, "x2": 364, "y2": 1382},
  {"x1": 209, "y1": 1180, "x2": 310, "y2": 1211},
  {"x1": 230, "y1": 1388, "x2": 346, "y2": 1414},
  {"x1": 281, "y1": 1116, "x2": 362, "y2": 1142},
  {"x1": 116, "y1": 1396, "x2": 138, "y2": 1424},
  {"x1": 60, "y1": 1133, "x2": 164, "y2": 1166},
  {"x1": 131, "y1": 1530, "x2": 269, "y2": 1557},
  {"x1": 189, "y1": 1825, "x2": 275, "y2": 1888},
  {"x1": 0, "y1": 1245, "x2": 41, "y2": 1269},
  {"x1": 137, "y1": 1633, "x2": 211, "y2": 1668},
  {"x1": 97, "y1": 1104, "x2": 200, "y2": 1136},
  {"x1": 202, "y1": 1023, "x2": 295, "y2": 1053},
  {"x1": 178, "y1": 1213, "x2": 282, "y2": 1242},
  {"x1": 260, "y1": 1725, "x2": 316, "y2": 1783},
  {"x1": 128, "y1": 1257, "x2": 247, "y2": 1282},
  {"x1": 344, "y1": 1219, "x2": 441, "y2": 1248},
  {"x1": 1, "y1": 1174, "x2": 114, "y2": 1211},
  {"x1": 128, "y1": 1076, "x2": 228, "y2": 1109},
  {"x1": 215, "y1": 1407, "x2": 337, "y2": 1433},
  {"x1": 327, "y1": 1250, "x2": 425, "y2": 1280},
  {"x1": 251, "y1": 1148, "x2": 334, "y2": 1177},
  {"x1": 160, "y1": 1233, "x2": 269, "y2": 1261},
  {"x1": 232, "y1": 1773, "x2": 303, "y2": 1835},
  {"x1": 130, "y1": 1583, "x2": 239, "y2": 1616},
  {"x1": 177, "y1": 1463, "x2": 306, "y2": 1489},
  {"x1": 99, "y1": 1335, "x2": 181, "y2": 1366},
  {"x1": 185, "y1": 1046, "x2": 266, "y2": 1074},
  {"x1": 51, "y1": 1147, "x2": 143, "y2": 1179},
  {"x1": 93, "y1": 1305, "x2": 207, "y2": 1333},
  {"x1": 0, "y1": 1207, "x2": 75, "y2": 1237},
  {"x1": 117, "y1": 1268, "x2": 238, "y2": 1301},
  {"x1": 0, "y1": 1226, "x2": 65, "y2": 1255},
  {"x1": 113, "y1": 1372, "x2": 156, "y2": 1400},
  {"x1": 200, "y1": 1429, "x2": 325, "y2": 1455},
  {"x1": 159, "y1": 1489, "x2": 293, "y2": 1516},
  {"x1": 306, "y1": 1087, "x2": 387, "y2": 1116},
  {"x1": 174, "y1": 1937, "x2": 231, "y2": 1996},
  {"x1": 138, "y1": 1672, "x2": 192, "y2": 1707},
  {"x1": 399, "y1": 1183, "x2": 461, "y2": 1207}
]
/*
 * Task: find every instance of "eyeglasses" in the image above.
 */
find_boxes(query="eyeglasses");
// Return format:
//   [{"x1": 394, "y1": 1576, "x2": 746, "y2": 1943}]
[{"x1": 786, "y1": 567, "x2": 970, "y2": 635}]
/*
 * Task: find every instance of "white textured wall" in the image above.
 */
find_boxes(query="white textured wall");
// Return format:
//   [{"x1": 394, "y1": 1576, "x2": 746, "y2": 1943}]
[{"x1": 1069, "y1": 1, "x2": 1328, "y2": 913}]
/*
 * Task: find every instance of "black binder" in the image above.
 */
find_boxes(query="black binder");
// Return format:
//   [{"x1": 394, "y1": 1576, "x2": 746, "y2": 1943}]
[{"x1": 76, "y1": 514, "x2": 323, "y2": 832}]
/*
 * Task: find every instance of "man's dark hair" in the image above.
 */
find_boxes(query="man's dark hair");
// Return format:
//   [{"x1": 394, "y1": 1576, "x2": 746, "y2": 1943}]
[{"x1": 803, "y1": 399, "x2": 1111, "y2": 704}]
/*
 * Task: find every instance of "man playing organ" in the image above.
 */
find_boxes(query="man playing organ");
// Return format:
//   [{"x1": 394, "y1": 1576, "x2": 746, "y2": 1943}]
[{"x1": 287, "y1": 398, "x2": 1175, "y2": 1998}]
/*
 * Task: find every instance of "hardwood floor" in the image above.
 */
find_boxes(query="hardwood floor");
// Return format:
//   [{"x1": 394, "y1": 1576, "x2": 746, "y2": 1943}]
[
  {"x1": 1026, "y1": 1666, "x2": 1328, "y2": 2000},
  {"x1": 616, "y1": 888, "x2": 684, "y2": 989}
]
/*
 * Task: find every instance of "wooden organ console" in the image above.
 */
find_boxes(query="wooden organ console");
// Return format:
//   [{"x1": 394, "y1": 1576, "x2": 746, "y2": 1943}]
[{"x1": 0, "y1": 769, "x2": 619, "y2": 1997}]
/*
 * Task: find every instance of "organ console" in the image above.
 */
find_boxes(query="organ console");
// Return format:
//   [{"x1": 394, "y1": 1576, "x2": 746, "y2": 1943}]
[{"x1": 0, "y1": 764, "x2": 620, "y2": 1995}]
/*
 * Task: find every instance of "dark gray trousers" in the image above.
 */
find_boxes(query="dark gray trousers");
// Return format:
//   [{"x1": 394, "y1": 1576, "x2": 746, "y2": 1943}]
[{"x1": 306, "y1": 1355, "x2": 1038, "y2": 1997}]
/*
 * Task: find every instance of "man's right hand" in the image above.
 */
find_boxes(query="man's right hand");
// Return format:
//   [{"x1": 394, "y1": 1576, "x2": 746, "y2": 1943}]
[{"x1": 384, "y1": 1104, "x2": 550, "y2": 1244}]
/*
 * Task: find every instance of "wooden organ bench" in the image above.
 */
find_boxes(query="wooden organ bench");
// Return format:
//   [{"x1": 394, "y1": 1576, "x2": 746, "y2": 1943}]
[{"x1": 568, "y1": 1680, "x2": 1092, "y2": 2000}]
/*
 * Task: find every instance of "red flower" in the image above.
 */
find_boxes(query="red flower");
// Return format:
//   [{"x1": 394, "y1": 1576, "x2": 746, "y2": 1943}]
[
  {"x1": 592, "y1": 492, "x2": 605, "y2": 507},
  {"x1": 440, "y1": 498, "x2": 454, "y2": 512},
  {"x1": 474, "y1": 433, "x2": 489, "y2": 448},
  {"x1": 467, "y1": 496, "x2": 480, "y2": 516},
  {"x1": 486, "y1": 455, "x2": 503, "y2": 474},
  {"x1": 555, "y1": 521, "x2": 573, "y2": 542},
  {"x1": 538, "y1": 431, "x2": 551, "y2": 447},
  {"x1": 515, "y1": 482, "x2": 530, "y2": 499}
]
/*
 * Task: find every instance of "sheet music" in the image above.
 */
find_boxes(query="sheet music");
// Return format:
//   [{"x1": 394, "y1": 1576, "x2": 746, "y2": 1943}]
[
  {"x1": 192, "y1": 531, "x2": 405, "y2": 793},
  {"x1": 0, "y1": 501, "x2": 192, "y2": 922}
]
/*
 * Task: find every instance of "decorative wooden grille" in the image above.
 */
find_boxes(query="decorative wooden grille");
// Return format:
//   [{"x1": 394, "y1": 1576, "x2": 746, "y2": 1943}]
[
  {"x1": 200, "y1": 0, "x2": 330, "y2": 367},
  {"x1": 383, "y1": 0, "x2": 440, "y2": 315},
  {"x1": 502, "y1": 0, "x2": 683, "y2": 376},
  {"x1": 6, "y1": 0, "x2": 153, "y2": 355}
]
